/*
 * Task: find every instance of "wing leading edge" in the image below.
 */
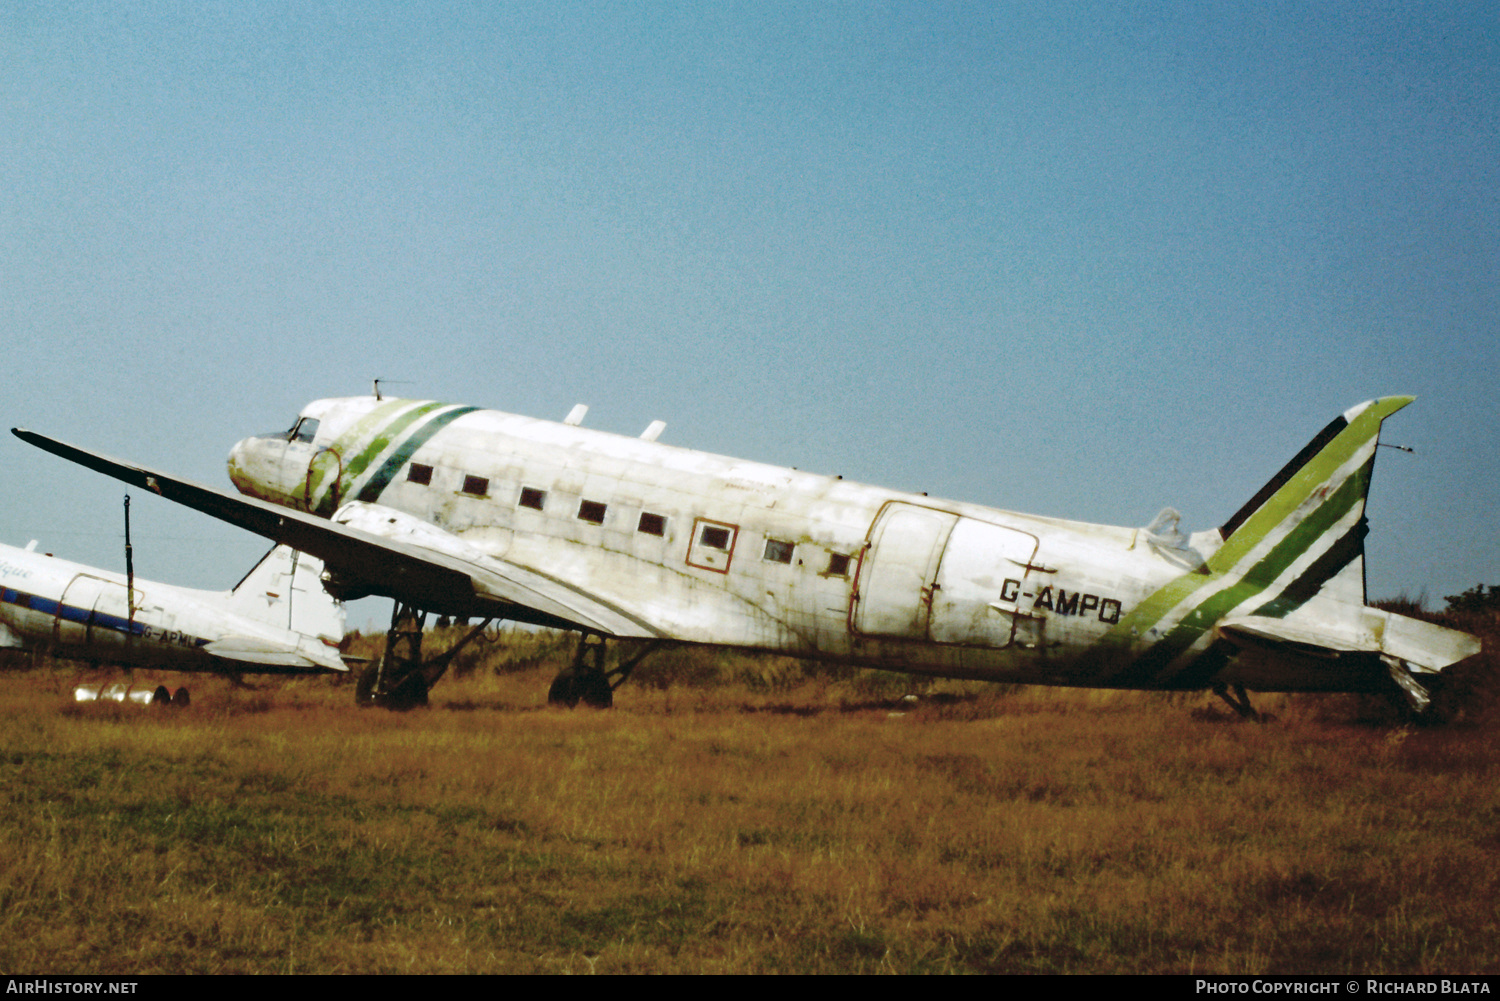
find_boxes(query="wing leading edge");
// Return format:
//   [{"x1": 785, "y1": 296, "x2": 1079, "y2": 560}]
[{"x1": 12, "y1": 429, "x2": 660, "y2": 639}]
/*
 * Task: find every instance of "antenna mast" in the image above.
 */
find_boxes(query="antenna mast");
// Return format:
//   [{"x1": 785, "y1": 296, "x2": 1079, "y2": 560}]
[{"x1": 123, "y1": 494, "x2": 135, "y2": 635}]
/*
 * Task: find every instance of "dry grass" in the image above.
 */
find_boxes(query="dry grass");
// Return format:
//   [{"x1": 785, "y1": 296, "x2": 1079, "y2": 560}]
[{"x1": 1, "y1": 625, "x2": 1496, "y2": 974}]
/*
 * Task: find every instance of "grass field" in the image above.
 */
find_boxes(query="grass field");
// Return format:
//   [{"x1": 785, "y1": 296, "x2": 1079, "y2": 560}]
[{"x1": 1, "y1": 620, "x2": 1496, "y2": 974}]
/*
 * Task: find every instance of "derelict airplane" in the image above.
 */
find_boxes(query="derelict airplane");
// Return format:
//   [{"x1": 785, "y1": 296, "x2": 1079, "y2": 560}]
[
  {"x1": 0, "y1": 539, "x2": 347, "y2": 681},
  {"x1": 13, "y1": 393, "x2": 1480, "y2": 716}
]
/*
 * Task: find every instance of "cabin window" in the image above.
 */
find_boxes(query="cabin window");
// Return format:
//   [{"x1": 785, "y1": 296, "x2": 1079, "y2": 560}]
[
  {"x1": 407, "y1": 463, "x2": 433, "y2": 486},
  {"x1": 701, "y1": 526, "x2": 731, "y2": 550},
  {"x1": 825, "y1": 552, "x2": 851, "y2": 577},
  {"x1": 519, "y1": 487, "x2": 546, "y2": 510},
  {"x1": 763, "y1": 539, "x2": 794, "y2": 564},
  {"x1": 461, "y1": 475, "x2": 489, "y2": 497},
  {"x1": 578, "y1": 500, "x2": 607, "y2": 524},
  {"x1": 638, "y1": 512, "x2": 666, "y2": 536}
]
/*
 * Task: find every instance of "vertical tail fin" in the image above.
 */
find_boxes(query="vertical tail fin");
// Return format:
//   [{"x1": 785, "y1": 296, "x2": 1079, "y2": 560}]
[
  {"x1": 1211, "y1": 396, "x2": 1413, "y2": 612},
  {"x1": 224, "y1": 545, "x2": 345, "y2": 645}
]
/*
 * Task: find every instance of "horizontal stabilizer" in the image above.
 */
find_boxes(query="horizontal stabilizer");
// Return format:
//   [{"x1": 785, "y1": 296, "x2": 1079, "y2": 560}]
[
  {"x1": 1218, "y1": 616, "x2": 1368, "y2": 657},
  {"x1": 1219, "y1": 610, "x2": 1480, "y2": 674},
  {"x1": 204, "y1": 637, "x2": 346, "y2": 671},
  {"x1": 1367, "y1": 609, "x2": 1482, "y2": 674}
]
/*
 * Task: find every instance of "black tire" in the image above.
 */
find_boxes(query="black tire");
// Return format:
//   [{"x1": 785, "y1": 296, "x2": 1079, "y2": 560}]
[
  {"x1": 355, "y1": 664, "x2": 379, "y2": 707},
  {"x1": 381, "y1": 670, "x2": 430, "y2": 710},
  {"x1": 577, "y1": 670, "x2": 613, "y2": 709},
  {"x1": 548, "y1": 668, "x2": 580, "y2": 708}
]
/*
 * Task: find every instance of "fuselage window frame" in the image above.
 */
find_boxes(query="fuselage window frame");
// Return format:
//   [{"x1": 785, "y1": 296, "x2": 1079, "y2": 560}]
[
  {"x1": 687, "y1": 517, "x2": 740, "y2": 575},
  {"x1": 461, "y1": 475, "x2": 490, "y2": 498}
]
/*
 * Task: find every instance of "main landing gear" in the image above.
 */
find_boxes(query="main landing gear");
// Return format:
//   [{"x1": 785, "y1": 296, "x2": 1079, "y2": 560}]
[
  {"x1": 357, "y1": 602, "x2": 660, "y2": 710},
  {"x1": 356, "y1": 602, "x2": 493, "y2": 710},
  {"x1": 547, "y1": 634, "x2": 661, "y2": 709}
]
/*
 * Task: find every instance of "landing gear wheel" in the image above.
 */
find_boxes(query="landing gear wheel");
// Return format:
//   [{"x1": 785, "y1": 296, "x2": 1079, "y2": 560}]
[
  {"x1": 547, "y1": 667, "x2": 581, "y2": 708},
  {"x1": 380, "y1": 669, "x2": 431, "y2": 710},
  {"x1": 356, "y1": 663, "x2": 378, "y2": 707},
  {"x1": 548, "y1": 634, "x2": 620, "y2": 708},
  {"x1": 357, "y1": 602, "x2": 493, "y2": 710},
  {"x1": 577, "y1": 668, "x2": 612, "y2": 708},
  {"x1": 546, "y1": 667, "x2": 614, "y2": 708},
  {"x1": 357, "y1": 659, "x2": 429, "y2": 710}
]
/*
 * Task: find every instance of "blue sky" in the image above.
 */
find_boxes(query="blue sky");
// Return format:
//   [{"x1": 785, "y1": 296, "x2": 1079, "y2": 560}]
[{"x1": 2, "y1": 2, "x2": 1495, "y2": 623}]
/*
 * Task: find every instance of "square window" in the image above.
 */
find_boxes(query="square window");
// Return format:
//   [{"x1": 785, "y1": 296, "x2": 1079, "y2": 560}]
[
  {"x1": 826, "y1": 552, "x2": 851, "y2": 577},
  {"x1": 461, "y1": 475, "x2": 489, "y2": 497},
  {"x1": 519, "y1": 487, "x2": 545, "y2": 510},
  {"x1": 578, "y1": 500, "x2": 607, "y2": 524},
  {"x1": 407, "y1": 463, "x2": 433, "y2": 486},
  {"x1": 701, "y1": 526, "x2": 731, "y2": 550},
  {"x1": 638, "y1": 512, "x2": 666, "y2": 536},
  {"x1": 763, "y1": 539, "x2": 794, "y2": 564}
]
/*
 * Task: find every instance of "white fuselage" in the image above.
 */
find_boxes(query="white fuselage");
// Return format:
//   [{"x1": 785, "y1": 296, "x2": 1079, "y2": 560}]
[
  {"x1": 0, "y1": 543, "x2": 344, "y2": 673},
  {"x1": 227, "y1": 396, "x2": 1374, "y2": 692}
]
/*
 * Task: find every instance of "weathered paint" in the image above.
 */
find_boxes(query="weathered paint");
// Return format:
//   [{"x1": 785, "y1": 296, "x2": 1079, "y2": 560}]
[
  {"x1": 216, "y1": 394, "x2": 1476, "y2": 698},
  {"x1": 15, "y1": 395, "x2": 1480, "y2": 702},
  {"x1": 0, "y1": 541, "x2": 346, "y2": 674}
]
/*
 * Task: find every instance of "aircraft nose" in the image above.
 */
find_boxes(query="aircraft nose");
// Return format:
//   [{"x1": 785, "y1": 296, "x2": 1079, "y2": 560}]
[
  {"x1": 226, "y1": 438, "x2": 253, "y2": 490},
  {"x1": 227, "y1": 436, "x2": 285, "y2": 502}
]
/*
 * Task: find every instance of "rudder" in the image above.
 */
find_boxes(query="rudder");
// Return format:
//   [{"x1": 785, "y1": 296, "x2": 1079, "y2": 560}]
[
  {"x1": 1209, "y1": 396, "x2": 1413, "y2": 608},
  {"x1": 224, "y1": 545, "x2": 345, "y2": 644}
]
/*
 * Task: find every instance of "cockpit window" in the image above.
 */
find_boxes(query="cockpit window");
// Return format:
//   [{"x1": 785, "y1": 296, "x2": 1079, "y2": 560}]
[{"x1": 291, "y1": 418, "x2": 320, "y2": 444}]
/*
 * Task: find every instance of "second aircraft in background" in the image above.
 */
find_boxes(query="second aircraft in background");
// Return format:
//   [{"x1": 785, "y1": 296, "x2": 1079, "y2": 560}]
[{"x1": 0, "y1": 540, "x2": 347, "y2": 680}]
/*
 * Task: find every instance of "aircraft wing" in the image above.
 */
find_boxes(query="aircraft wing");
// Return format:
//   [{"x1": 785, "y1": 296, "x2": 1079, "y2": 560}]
[{"x1": 13, "y1": 429, "x2": 662, "y2": 639}]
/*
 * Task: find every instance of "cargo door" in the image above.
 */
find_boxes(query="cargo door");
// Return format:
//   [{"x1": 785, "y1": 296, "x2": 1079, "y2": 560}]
[
  {"x1": 929, "y1": 518, "x2": 1040, "y2": 648},
  {"x1": 851, "y1": 503, "x2": 957, "y2": 638},
  {"x1": 53, "y1": 574, "x2": 104, "y2": 647},
  {"x1": 54, "y1": 574, "x2": 140, "y2": 652},
  {"x1": 86, "y1": 577, "x2": 144, "y2": 656}
]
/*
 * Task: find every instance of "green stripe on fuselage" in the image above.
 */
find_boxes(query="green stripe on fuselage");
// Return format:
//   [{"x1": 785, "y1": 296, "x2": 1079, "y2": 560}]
[
  {"x1": 1108, "y1": 458, "x2": 1371, "y2": 684},
  {"x1": 306, "y1": 399, "x2": 437, "y2": 510},
  {"x1": 336, "y1": 401, "x2": 450, "y2": 493},
  {"x1": 352, "y1": 405, "x2": 481, "y2": 506}
]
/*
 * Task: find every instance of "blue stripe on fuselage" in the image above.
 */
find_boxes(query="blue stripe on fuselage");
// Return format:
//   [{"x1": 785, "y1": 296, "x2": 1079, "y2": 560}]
[{"x1": 2, "y1": 588, "x2": 155, "y2": 639}]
